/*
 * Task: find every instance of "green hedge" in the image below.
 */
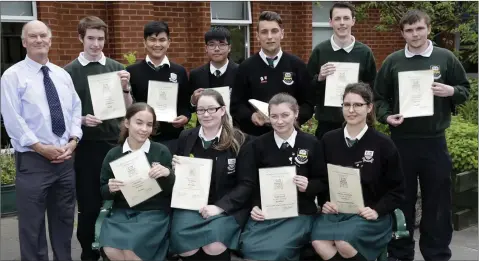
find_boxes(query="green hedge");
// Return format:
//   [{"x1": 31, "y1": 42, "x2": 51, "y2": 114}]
[{"x1": 0, "y1": 151, "x2": 15, "y2": 185}]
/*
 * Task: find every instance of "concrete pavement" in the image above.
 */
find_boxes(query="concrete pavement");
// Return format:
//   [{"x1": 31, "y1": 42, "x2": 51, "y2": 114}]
[{"x1": 1, "y1": 213, "x2": 477, "y2": 260}]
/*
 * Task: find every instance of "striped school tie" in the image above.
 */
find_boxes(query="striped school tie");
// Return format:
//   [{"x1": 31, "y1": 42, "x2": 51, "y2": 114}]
[{"x1": 346, "y1": 137, "x2": 357, "y2": 148}]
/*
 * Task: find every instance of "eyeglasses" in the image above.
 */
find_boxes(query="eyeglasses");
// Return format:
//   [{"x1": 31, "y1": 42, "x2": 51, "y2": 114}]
[
  {"x1": 197, "y1": 107, "x2": 222, "y2": 115},
  {"x1": 207, "y1": 43, "x2": 229, "y2": 50},
  {"x1": 342, "y1": 102, "x2": 369, "y2": 110}
]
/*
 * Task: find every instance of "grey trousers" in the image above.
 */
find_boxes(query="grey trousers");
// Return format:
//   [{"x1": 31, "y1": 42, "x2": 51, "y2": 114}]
[{"x1": 15, "y1": 151, "x2": 76, "y2": 261}]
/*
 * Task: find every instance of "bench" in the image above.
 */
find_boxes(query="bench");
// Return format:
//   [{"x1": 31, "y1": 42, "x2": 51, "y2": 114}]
[{"x1": 92, "y1": 201, "x2": 409, "y2": 261}]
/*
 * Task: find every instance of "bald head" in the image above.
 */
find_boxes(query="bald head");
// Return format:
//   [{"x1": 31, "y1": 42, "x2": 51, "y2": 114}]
[
  {"x1": 21, "y1": 20, "x2": 52, "y2": 40},
  {"x1": 21, "y1": 20, "x2": 52, "y2": 64}
]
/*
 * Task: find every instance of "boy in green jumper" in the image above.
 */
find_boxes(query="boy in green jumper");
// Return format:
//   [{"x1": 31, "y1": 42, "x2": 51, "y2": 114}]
[
  {"x1": 307, "y1": 2, "x2": 376, "y2": 139},
  {"x1": 374, "y1": 10, "x2": 470, "y2": 261},
  {"x1": 63, "y1": 16, "x2": 133, "y2": 261}
]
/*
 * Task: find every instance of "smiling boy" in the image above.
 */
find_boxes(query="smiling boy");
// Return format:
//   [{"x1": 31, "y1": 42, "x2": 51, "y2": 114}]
[
  {"x1": 307, "y1": 2, "x2": 377, "y2": 140},
  {"x1": 63, "y1": 16, "x2": 132, "y2": 261},
  {"x1": 126, "y1": 21, "x2": 191, "y2": 153}
]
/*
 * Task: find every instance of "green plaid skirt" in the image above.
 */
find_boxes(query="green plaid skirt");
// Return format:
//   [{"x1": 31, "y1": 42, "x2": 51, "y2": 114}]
[
  {"x1": 99, "y1": 208, "x2": 170, "y2": 261},
  {"x1": 311, "y1": 213, "x2": 392, "y2": 260},
  {"x1": 169, "y1": 209, "x2": 241, "y2": 254},
  {"x1": 240, "y1": 215, "x2": 315, "y2": 261}
]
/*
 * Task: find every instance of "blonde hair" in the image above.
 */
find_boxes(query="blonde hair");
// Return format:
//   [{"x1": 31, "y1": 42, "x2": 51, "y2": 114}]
[{"x1": 198, "y1": 89, "x2": 246, "y2": 155}]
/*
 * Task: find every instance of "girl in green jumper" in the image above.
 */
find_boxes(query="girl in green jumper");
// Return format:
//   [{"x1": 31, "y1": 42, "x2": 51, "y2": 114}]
[
  {"x1": 99, "y1": 102, "x2": 175, "y2": 261},
  {"x1": 169, "y1": 89, "x2": 252, "y2": 261}
]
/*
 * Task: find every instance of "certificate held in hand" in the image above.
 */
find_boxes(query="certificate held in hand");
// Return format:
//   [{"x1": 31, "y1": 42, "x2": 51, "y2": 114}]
[
  {"x1": 327, "y1": 163, "x2": 364, "y2": 214},
  {"x1": 248, "y1": 99, "x2": 269, "y2": 118},
  {"x1": 211, "y1": 86, "x2": 232, "y2": 125},
  {"x1": 171, "y1": 156, "x2": 213, "y2": 211},
  {"x1": 147, "y1": 80, "x2": 178, "y2": 122},
  {"x1": 259, "y1": 166, "x2": 298, "y2": 220},
  {"x1": 87, "y1": 71, "x2": 126, "y2": 121},
  {"x1": 324, "y1": 62, "x2": 360, "y2": 107},
  {"x1": 399, "y1": 70, "x2": 434, "y2": 118},
  {"x1": 109, "y1": 150, "x2": 162, "y2": 207}
]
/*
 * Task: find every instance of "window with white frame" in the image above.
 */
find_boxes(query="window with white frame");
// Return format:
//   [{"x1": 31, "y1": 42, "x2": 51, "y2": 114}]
[
  {"x1": 312, "y1": 1, "x2": 334, "y2": 49},
  {"x1": 1, "y1": 1, "x2": 37, "y2": 148},
  {"x1": 1, "y1": 1, "x2": 37, "y2": 75},
  {"x1": 210, "y1": 1, "x2": 251, "y2": 64}
]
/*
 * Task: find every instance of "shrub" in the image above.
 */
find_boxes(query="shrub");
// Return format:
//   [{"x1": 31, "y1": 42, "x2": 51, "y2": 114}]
[
  {"x1": 456, "y1": 78, "x2": 478, "y2": 125},
  {"x1": 0, "y1": 149, "x2": 15, "y2": 185},
  {"x1": 123, "y1": 51, "x2": 137, "y2": 67},
  {"x1": 446, "y1": 116, "x2": 478, "y2": 173}
]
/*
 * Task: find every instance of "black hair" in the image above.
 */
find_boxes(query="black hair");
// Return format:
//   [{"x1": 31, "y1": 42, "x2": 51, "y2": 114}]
[
  {"x1": 205, "y1": 26, "x2": 231, "y2": 44},
  {"x1": 144, "y1": 21, "x2": 170, "y2": 39}
]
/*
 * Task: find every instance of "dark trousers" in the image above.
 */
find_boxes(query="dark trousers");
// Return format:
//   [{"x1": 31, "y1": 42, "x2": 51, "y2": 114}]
[
  {"x1": 388, "y1": 136, "x2": 453, "y2": 261},
  {"x1": 315, "y1": 121, "x2": 343, "y2": 140},
  {"x1": 74, "y1": 140, "x2": 116, "y2": 261},
  {"x1": 15, "y1": 151, "x2": 76, "y2": 261}
]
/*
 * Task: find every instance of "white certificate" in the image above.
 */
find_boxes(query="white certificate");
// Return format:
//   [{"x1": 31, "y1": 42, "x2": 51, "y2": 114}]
[
  {"x1": 147, "y1": 81, "x2": 178, "y2": 122},
  {"x1": 87, "y1": 71, "x2": 126, "y2": 120},
  {"x1": 211, "y1": 86, "x2": 232, "y2": 124},
  {"x1": 324, "y1": 62, "x2": 360, "y2": 107},
  {"x1": 171, "y1": 156, "x2": 213, "y2": 210},
  {"x1": 109, "y1": 150, "x2": 162, "y2": 207},
  {"x1": 248, "y1": 99, "x2": 269, "y2": 118},
  {"x1": 327, "y1": 163, "x2": 364, "y2": 214},
  {"x1": 259, "y1": 166, "x2": 298, "y2": 220},
  {"x1": 399, "y1": 70, "x2": 434, "y2": 118}
]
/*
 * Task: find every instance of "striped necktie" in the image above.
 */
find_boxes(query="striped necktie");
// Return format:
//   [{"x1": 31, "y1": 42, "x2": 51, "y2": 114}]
[
  {"x1": 346, "y1": 137, "x2": 357, "y2": 148},
  {"x1": 266, "y1": 56, "x2": 278, "y2": 68}
]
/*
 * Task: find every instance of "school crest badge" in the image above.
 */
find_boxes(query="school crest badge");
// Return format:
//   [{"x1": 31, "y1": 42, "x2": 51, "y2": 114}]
[
  {"x1": 430, "y1": 65, "x2": 441, "y2": 80},
  {"x1": 362, "y1": 150, "x2": 374, "y2": 163},
  {"x1": 227, "y1": 158, "x2": 236, "y2": 174},
  {"x1": 282, "y1": 72, "x2": 294, "y2": 85},
  {"x1": 169, "y1": 72, "x2": 178, "y2": 83},
  {"x1": 295, "y1": 149, "x2": 308, "y2": 164}
]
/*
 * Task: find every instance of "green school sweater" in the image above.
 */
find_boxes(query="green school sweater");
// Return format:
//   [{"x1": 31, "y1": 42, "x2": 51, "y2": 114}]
[
  {"x1": 374, "y1": 47, "x2": 470, "y2": 139},
  {"x1": 99, "y1": 141, "x2": 175, "y2": 211},
  {"x1": 64, "y1": 58, "x2": 125, "y2": 141},
  {"x1": 307, "y1": 40, "x2": 377, "y2": 123}
]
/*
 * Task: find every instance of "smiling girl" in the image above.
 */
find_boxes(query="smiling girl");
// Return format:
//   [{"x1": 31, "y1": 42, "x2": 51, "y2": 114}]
[
  {"x1": 238, "y1": 93, "x2": 324, "y2": 261},
  {"x1": 169, "y1": 89, "x2": 252, "y2": 261},
  {"x1": 311, "y1": 83, "x2": 404, "y2": 261},
  {"x1": 98, "y1": 102, "x2": 175, "y2": 261}
]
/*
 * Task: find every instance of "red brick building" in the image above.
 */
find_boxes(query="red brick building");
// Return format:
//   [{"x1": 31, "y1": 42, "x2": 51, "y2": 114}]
[{"x1": 1, "y1": 1, "x2": 407, "y2": 74}]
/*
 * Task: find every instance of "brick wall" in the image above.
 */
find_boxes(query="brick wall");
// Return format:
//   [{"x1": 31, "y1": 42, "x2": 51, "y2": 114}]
[
  {"x1": 250, "y1": 2, "x2": 313, "y2": 62},
  {"x1": 36, "y1": 1, "x2": 210, "y2": 70},
  {"x1": 352, "y1": 8, "x2": 405, "y2": 67},
  {"x1": 35, "y1": 1, "x2": 404, "y2": 70}
]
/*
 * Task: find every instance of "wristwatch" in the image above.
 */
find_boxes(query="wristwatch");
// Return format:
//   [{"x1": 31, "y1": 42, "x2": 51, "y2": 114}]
[{"x1": 69, "y1": 136, "x2": 79, "y2": 145}]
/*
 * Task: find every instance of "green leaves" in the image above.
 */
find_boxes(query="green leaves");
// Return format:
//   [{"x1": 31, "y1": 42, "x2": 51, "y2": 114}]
[
  {"x1": 446, "y1": 116, "x2": 478, "y2": 173},
  {"x1": 355, "y1": 1, "x2": 478, "y2": 65},
  {"x1": 0, "y1": 150, "x2": 15, "y2": 185}
]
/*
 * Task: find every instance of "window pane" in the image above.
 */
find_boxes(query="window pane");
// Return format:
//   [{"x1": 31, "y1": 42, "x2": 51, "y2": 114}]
[
  {"x1": 313, "y1": 1, "x2": 334, "y2": 23},
  {"x1": 1, "y1": 2, "x2": 33, "y2": 17},
  {"x1": 211, "y1": 2, "x2": 248, "y2": 21},
  {"x1": 312, "y1": 27, "x2": 333, "y2": 48},
  {"x1": 211, "y1": 25, "x2": 247, "y2": 64},
  {"x1": 1, "y1": 22, "x2": 26, "y2": 148}
]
